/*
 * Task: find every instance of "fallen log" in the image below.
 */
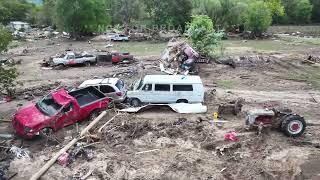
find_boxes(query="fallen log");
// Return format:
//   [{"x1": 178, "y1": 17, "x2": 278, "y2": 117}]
[{"x1": 30, "y1": 111, "x2": 110, "y2": 180}]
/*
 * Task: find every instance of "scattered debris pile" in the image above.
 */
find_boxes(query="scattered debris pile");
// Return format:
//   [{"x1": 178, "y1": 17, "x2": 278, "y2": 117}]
[
  {"x1": 303, "y1": 55, "x2": 320, "y2": 65},
  {"x1": 160, "y1": 38, "x2": 207, "y2": 75},
  {"x1": 217, "y1": 55, "x2": 275, "y2": 68},
  {"x1": 218, "y1": 98, "x2": 245, "y2": 116}
]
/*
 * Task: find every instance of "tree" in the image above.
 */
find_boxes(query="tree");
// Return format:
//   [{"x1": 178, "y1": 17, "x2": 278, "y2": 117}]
[
  {"x1": 0, "y1": 0, "x2": 33, "y2": 24},
  {"x1": 187, "y1": 15, "x2": 223, "y2": 56},
  {"x1": 110, "y1": 0, "x2": 142, "y2": 25},
  {"x1": 0, "y1": 25, "x2": 18, "y2": 97},
  {"x1": 310, "y1": 0, "x2": 320, "y2": 23},
  {"x1": 244, "y1": 1, "x2": 272, "y2": 37},
  {"x1": 55, "y1": 0, "x2": 111, "y2": 38},
  {"x1": 281, "y1": 0, "x2": 313, "y2": 24},
  {"x1": 144, "y1": 0, "x2": 192, "y2": 32}
]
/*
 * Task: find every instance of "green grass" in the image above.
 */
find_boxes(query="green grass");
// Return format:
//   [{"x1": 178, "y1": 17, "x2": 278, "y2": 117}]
[
  {"x1": 286, "y1": 67, "x2": 320, "y2": 89},
  {"x1": 216, "y1": 80, "x2": 239, "y2": 89},
  {"x1": 278, "y1": 35, "x2": 320, "y2": 46},
  {"x1": 109, "y1": 41, "x2": 167, "y2": 56}
]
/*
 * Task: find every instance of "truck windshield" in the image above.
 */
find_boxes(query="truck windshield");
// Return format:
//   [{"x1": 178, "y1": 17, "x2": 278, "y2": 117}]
[
  {"x1": 36, "y1": 95, "x2": 62, "y2": 116},
  {"x1": 134, "y1": 79, "x2": 143, "y2": 90}
]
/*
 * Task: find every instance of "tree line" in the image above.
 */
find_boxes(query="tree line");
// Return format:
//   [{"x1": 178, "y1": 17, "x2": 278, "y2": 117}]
[{"x1": 0, "y1": 0, "x2": 319, "y2": 36}]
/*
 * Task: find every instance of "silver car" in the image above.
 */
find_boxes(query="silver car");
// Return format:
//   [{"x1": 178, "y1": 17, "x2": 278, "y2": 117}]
[{"x1": 78, "y1": 78, "x2": 126, "y2": 103}]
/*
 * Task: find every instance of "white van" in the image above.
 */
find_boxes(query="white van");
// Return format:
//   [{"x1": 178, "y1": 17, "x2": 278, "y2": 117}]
[{"x1": 127, "y1": 75, "x2": 204, "y2": 106}]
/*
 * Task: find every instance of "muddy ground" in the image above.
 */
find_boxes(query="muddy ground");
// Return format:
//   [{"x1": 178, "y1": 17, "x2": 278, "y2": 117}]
[{"x1": 1, "y1": 37, "x2": 320, "y2": 180}]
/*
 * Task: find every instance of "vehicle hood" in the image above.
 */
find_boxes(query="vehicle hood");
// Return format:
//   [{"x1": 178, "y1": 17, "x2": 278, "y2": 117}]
[{"x1": 14, "y1": 103, "x2": 51, "y2": 127}]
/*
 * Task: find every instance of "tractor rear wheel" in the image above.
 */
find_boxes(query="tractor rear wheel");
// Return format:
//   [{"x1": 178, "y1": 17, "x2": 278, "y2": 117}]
[{"x1": 281, "y1": 115, "x2": 306, "y2": 137}]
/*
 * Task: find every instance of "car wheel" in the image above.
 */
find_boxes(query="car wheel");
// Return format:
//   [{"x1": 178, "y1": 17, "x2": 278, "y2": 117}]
[
  {"x1": 88, "y1": 110, "x2": 100, "y2": 121},
  {"x1": 85, "y1": 61, "x2": 91, "y2": 67},
  {"x1": 176, "y1": 99, "x2": 188, "y2": 103},
  {"x1": 130, "y1": 98, "x2": 141, "y2": 107},
  {"x1": 54, "y1": 64, "x2": 65, "y2": 70},
  {"x1": 281, "y1": 115, "x2": 306, "y2": 137}
]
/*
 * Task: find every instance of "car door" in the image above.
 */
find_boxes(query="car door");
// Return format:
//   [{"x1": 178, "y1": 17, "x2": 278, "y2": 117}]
[
  {"x1": 100, "y1": 85, "x2": 116, "y2": 100},
  {"x1": 66, "y1": 55, "x2": 76, "y2": 65},
  {"x1": 55, "y1": 103, "x2": 79, "y2": 129},
  {"x1": 139, "y1": 84, "x2": 153, "y2": 102}
]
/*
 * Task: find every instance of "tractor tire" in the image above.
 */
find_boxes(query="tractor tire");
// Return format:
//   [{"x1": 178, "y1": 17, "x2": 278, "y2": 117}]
[{"x1": 281, "y1": 114, "x2": 306, "y2": 137}]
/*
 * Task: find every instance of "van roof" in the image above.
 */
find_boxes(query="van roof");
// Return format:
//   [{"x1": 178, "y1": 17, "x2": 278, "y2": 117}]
[
  {"x1": 143, "y1": 75, "x2": 202, "y2": 84},
  {"x1": 79, "y1": 78, "x2": 119, "y2": 87}
]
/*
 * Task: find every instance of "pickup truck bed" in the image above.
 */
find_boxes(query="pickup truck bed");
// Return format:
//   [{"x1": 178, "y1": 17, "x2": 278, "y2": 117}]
[{"x1": 69, "y1": 86, "x2": 105, "y2": 107}]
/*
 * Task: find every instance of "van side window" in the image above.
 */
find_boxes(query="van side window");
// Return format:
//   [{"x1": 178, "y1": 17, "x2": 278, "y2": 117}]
[
  {"x1": 173, "y1": 85, "x2": 193, "y2": 91},
  {"x1": 155, "y1": 84, "x2": 170, "y2": 91},
  {"x1": 143, "y1": 84, "x2": 152, "y2": 91}
]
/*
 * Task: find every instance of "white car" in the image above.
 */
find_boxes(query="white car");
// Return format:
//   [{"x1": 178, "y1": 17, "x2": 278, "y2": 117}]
[
  {"x1": 78, "y1": 78, "x2": 126, "y2": 103},
  {"x1": 127, "y1": 75, "x2": 204, "y2": 107},
  {"x1": 110, "y1": 34, "x2": 129, "y2": 41}
]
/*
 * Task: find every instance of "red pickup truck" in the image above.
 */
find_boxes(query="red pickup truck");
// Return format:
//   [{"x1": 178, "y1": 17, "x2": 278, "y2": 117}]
[{"x1": 12, "y1": 87, "x2": 110, "y2": 138}]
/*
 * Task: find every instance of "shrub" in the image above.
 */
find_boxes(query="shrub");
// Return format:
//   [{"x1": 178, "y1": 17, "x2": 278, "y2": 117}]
[
  {"x1": 244, "y1": 1, "x2": 272, "y2": 37},
  {"x1": 187, "y1": 15, "x2": 223, "y2": 56}
]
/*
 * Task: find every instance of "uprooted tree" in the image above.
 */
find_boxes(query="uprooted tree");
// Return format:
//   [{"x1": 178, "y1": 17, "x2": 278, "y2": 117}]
[
  {"x1": 186, "y1": 15, "x2": 223, "y2": 57},
  {"x1": 55, "y1": 0, "x2": 111, "y2": 39},
  {"x1": 0, "y1": 25, "x2": 18, "y2": 97}
]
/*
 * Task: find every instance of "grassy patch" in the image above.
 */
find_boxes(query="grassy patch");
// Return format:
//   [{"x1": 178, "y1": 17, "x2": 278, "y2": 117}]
[
  {"x1": 109, "y1": 41, "x2": 167, "y2": 56},
  {"x1": 286, "y1": 67, "x2": 320, "y2": 89},
  {"x1": 278, "y1": 35, "x2": 320, "y2": 46},
  {"x1": 216, "y1": 80, "x2": 238, "y2": 89}
]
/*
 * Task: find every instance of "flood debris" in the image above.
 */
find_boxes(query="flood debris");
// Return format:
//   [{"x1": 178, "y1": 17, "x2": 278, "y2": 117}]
[
  {"x1": 217, "y1": 55, "x2": 274, "y2": 68},
  {"x1": 303, "y1": 55, "x2": 320, "y2": 65},
  {"x1": 246, "y1": 108, "x2": 307, "y2": 137},
  {"x1": 9, "y1": 146, "x2": 31, "y2": 159},
  {"x1": 159, "y1": 38, "x2": 202, "y2": 75},
  {"x1": 224, "y1": 131, "x2": 239, "y2": 142},
  {"x1": 218, "y1": 98, "x2": 245, "y2": 116}
]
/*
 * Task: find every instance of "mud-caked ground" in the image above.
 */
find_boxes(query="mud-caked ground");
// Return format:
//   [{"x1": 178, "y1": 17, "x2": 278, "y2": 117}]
[{"x1": 1, "y1": 38, "x2": 320, "y2": 180}]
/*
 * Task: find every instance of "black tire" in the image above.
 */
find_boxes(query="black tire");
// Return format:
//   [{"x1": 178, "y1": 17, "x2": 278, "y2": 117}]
[
  {"x1": 176, "y1": 99, "x2": 188, "y2": 103},
  {"x1": 130, "y1": 98, "x2": 141, "y2": 107},
  {"x1": 88, "y1": 110, "x2": 100, "y2": 121},
  {"x1": 281, "y1": 114, "x2": 306, "y2": 137},
  {"x1": 40, "y1": 127, "x2": 54, "y2": 136},
  {"x1": 54, "y1": 64, "x2": 65, "y2": 70},
  {"x1": 85, "y1": 61, "x2": 91, "y2": 67}
]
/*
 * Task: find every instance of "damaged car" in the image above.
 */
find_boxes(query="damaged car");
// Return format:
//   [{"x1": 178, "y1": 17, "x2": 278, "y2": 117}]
[
  {"x1": 127, "y1": 75, "x2": 204, "y2": 107},
  {"x1": 12, "y1": 87, "x2": 110, "y2": 138},
  {"x1": 44, "y1": 51, "x2": 97, "y2": 69}
]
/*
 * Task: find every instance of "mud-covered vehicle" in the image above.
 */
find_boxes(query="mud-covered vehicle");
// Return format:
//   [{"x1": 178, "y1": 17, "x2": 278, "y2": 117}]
[
  {"x1": 44, "y1": 51, "x2": 97, "y2": 69},
  {"x1": 12, "y1": 86, "x2": 110, "y2": 138},
  {"x1": 246, "y1": 108, "x2": 307, "y2": 137}
]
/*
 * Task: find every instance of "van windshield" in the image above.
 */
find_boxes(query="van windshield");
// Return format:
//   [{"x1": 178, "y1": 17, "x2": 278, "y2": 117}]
[{"x1": 134, "y1": 79, "x2": 143, "y2": 90}]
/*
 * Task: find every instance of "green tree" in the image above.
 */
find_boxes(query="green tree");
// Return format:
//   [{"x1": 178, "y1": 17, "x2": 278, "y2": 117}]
[
  {"x1": 281, "y1": 0, "x2": 313, "y2": 24},
  {"x1": 144, "y1": 0, "x2": 192, "y2": 31},
  {"x1": 310, "y1": 0, "x2": 320, "y2": 23},
  {"x1": 187, "y1": 15, "x2": 223, "y2": 55},
  {"x1": 0, "y1": 25, "x2": 18, "y2": 97},
  {"x1": 110, "y1": 0, "x2": 142, "y2": 25},
  {"x1": 244, "y1": 1, "x2": 272, "y2": 37},
  {"x1": 0, "y1": 0, "x2": 33, "y2": 24},
  {"x1": 55, "y1": 0, "x2": 111, "y2": 38}
]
